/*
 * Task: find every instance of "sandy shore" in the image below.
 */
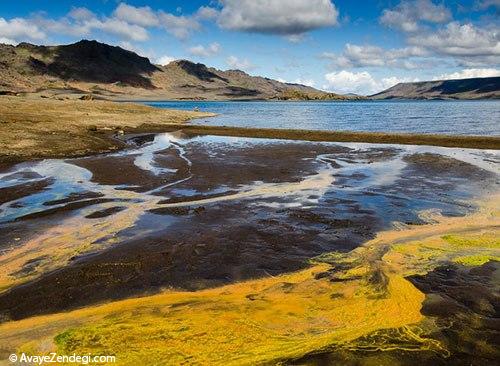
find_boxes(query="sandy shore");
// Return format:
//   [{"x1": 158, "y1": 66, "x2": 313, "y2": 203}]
[{"x1": 0, "y1": 96, "x2": 214, "y2": 168}]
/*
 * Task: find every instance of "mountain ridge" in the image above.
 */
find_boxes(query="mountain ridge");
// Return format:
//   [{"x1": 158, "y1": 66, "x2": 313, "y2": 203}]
[
  {"x1": 0, "y1": 39, "x2": 354, "y2": 101},
  {"x1": 371, "y1": 77, "x2": 500, "y2": 100}
]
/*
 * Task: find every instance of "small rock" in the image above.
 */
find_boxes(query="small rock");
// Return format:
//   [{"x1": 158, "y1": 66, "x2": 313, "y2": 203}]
[
  {"x1": 79, "y1": 94, "x2": 94, "y2": 101},
  {"x1": 193, "y1": 206, "x2": 206, "y2": 215}
]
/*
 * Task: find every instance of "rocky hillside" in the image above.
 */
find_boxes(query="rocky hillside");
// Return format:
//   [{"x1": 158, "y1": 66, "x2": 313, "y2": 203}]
[
  {"x1": 371, "y1": 77, "x2": 500, "y2": 100},
  {"x1": 0, "y1": 40, "x2": 350, "y2": 101}
]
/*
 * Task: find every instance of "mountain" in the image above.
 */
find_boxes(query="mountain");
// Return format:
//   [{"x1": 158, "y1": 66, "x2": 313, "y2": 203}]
[
  {"x1": 371, "y1": 77, "x2": 500, "y2": 100},
  {"x1": 0, "y1": 40, "x2": 353, "y2": 101}
]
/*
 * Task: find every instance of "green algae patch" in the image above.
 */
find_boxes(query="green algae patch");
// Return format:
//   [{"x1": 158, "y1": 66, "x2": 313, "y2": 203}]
[
  {"x1": 441, "y1": 233, "x2": 500, "y2": 248},
  {"x1": 386, "y1": 231, "x2": 500, "y2": 276},
  {"x1": 453, "y1": 254, "x2": 499, "y2": 266}
]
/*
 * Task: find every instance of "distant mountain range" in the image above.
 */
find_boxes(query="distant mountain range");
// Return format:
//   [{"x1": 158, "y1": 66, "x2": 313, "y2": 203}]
[
  {"x1": 371, "y1": 77, "x2": 500, "y2": 100},
  {"x1": 0, "y1": 40, "x2": 353, "y2": 101}
]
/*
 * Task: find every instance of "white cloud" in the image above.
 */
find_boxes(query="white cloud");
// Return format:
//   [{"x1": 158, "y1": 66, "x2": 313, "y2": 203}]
[
  {"x1": 408, "y1": 22, "x2": 500, "y2": 58},
  {"x1": 0, "y1": 17, "x2": 45, "y2": 41},
  {"x1": 380, "y1": 0, "x2": 451, "y2": 32},
  {"x1": 91, "y1": 18, "x2": 149, "y2": 41},
  {"x1": 31, "y1": 16, "x2": 91, "y2": 37},
  {"x1": 322, "y1": 43, "x2": 428, "y2": 69},
  {"x1": 188, "y1": 42, "x2": 220, "y2": 57},
  {"x1": 226, "y1": 55, "x2": 256, "y2": 71},
  {"x1": 324, "y1": 70, "x2": 378, "y2": 94},
  {"x1": 114, "y1": 3, "x2": 159, "y2": 27},
  {"x1": 217, "y1": 0, "x2": 338, "y2": 35},
  {"x1": 196, "y1": 6, "x2": 219, "y2": 20},
  {"x1": 286, "y1": 34, "x2": 306, "y2": 43},
  {"x1": 0, "y1": 37, "x2": 16, "y2": 45},
  {"x1": 323, "y1": 70, "x2": 418, "y2": 95},
  {"x1": 293, "y1": 78, "x2": 315, "y2": 87},
  {"x1": 433, "y1": 68, "x2": 500, "y2": 80},
  {"x1": 156, "y1": 55, "x2": 177, "y2": 65},
  {"x1": 68, "y1": 7, "x2": 95, "y2": 21},
  {"x1": 158, "y1": 12, "x2": 200, "y2": 39}
]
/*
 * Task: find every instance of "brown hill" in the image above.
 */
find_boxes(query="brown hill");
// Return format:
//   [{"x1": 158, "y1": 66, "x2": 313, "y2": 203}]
[
  {"x1": 370, "y1": 77, "x2": 500, "y2": 100},
  {"x1": 0, "y1": 40, "x2": 353, "y2": 101}
]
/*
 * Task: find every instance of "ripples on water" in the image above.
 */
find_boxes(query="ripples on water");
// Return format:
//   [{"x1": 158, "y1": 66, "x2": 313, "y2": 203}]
[{"x1": 146, "y1": 100, "x2": 500, "y2": 136}]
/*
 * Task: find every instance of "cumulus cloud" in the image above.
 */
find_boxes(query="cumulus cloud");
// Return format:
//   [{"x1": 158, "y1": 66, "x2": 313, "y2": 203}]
[
  {"x1": 433, "y1": 68, "x2": 500, "y2": 80},
  {"x1": 322, "y1": 43, "x2": 428, "y2": 69},
  {"x1": 158, "y1": 12, "x2": 200, "y2": 39},
  {"x1": 217, "y1": 0, "x2": 338, "y2": 35},
  {"x1": 68, "y1": 7, "x2": 95, "y2": 21},
  {"x1": 113, "y1": 3, "x2": 201, "y2": 40},
  {"x1": 408, "y1": 22, "x2": 500, "y2": 57},
  {"x1": 226, "y1": 55, "x2": 256, "y2": 71},
  {"x1": 188, "y1": 42, "x2": 220, "y2": 57},
  {"x1": 196, "y1": 6, "x2": 219, "y2": 20},
  {"x1": 0, "y1": 37, "x2": 16, "y2": 45},
  {"x1": 31, "y1": 16, "x2": 91, "y2": 37},
  {"x1": 293, "y1": 78, "x2": 315, "y2": 87},
  {"x1": 323, "y1": 70, "x2": 418, "y2": 95},
  {"x1": 114, "y1": 3, "x2": 159, "y2": 27},
  {"x1": 92, "y1": 18, "x2": 149, "y2": 41},
  {"x1": 286, "y1": 34, "x2": 307, "y2": 43},
  {"x1": 406, "y1": 22, "x2": 500, "y2": 67},
  {"x1": 0, "y1": 17, "x2": 45, "y2": 42},
  {"x1": 380, "y1": 0, "x2": 451, "y2": 32}
]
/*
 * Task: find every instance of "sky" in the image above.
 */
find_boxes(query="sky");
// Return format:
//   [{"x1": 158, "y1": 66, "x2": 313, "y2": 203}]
[{"x1": 0, "y1": 0, "x2": 499, "y2": 95}]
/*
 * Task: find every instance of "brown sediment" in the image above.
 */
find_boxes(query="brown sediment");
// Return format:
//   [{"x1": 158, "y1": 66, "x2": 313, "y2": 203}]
[
  {"x1": 157, "y1": 124, "x2": 500, "y2": 150},
  {"x1": 0, "y1": 96, "x2": 214, "y2": 166},
  {"x1": 0, "y1": 194, "x2": 497, "y2": 365}
]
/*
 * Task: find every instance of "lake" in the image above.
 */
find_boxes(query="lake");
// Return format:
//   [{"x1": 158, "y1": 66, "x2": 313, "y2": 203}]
[{"x1": 146, "y1": 100, "x2": 500, "y2": 136}]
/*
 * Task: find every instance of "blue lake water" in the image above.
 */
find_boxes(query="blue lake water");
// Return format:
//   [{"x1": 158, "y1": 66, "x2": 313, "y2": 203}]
[{"x1": 146, "y1": 100, "x2": 500, "y2": 136}]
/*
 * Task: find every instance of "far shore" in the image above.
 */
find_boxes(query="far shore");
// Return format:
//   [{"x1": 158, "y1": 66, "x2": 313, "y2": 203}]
[
  {"x1": 157, "y1": 124, "x2": 500, "y2": 150},
  {"x1": 0, "y1": 96, "x2": 499, "y2": 169}
]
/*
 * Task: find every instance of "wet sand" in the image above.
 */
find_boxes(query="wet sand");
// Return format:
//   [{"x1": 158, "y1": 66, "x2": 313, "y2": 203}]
[{"x1": 0, "y1": 132, "x2": 498, "y2": 364}]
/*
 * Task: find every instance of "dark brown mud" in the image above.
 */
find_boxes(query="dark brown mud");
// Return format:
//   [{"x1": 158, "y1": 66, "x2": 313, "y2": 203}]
[{"x1": 0, "y1": 135, "x2": 497, "y2": 321}]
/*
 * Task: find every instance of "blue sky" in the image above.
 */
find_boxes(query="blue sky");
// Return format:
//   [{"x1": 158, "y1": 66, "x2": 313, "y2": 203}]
[{"x1": 0, "y1": 0, "x2": 499, "y2": 95}]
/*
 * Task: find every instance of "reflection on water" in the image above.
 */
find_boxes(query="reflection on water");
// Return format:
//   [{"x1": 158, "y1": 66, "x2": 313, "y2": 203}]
[{"x1": 146, "y1": 100, "x2": 500, "y2": 136}]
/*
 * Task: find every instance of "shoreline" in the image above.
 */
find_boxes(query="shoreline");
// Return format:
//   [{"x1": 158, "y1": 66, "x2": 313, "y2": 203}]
[
  {"x1": 1, "y1": 97, "x2": 499, "y2": 171},
  {"x1": 0, "y1": 97, "x2": 214, "y2": 169},
  {"x1": 159, "y1": 124, "x2": 500, "y2": 150}
]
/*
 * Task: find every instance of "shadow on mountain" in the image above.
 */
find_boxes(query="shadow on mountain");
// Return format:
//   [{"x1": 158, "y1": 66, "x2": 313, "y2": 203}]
[
  {"x1": 41, "y1": 40, "x2": 159, "y2": 89},
  {"x1": 430, "y1": 78, "x2": 500, "y2": 95},
  {"x1": 174, "y1": 60, "x2": 229, "y2": 83},
  {"x1": 220, "y1": 86, "x2": 260, "y2": 97}
]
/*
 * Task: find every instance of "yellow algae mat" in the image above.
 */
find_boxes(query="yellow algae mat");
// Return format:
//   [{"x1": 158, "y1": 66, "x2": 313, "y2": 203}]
[{"x1": 0, "y1": 195, "x2": 498, "y2": 365}]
